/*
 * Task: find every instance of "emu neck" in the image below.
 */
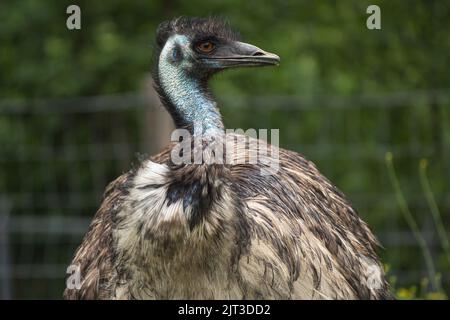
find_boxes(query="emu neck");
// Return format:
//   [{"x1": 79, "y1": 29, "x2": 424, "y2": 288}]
[{"x1": 158, "y1": 47, "x2": 224, "y2": 137}]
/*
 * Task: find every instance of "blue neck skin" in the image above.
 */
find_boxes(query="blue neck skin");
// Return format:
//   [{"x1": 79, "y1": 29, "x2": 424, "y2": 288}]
[{"x1": 158, "y1": 35, "x2": 224, "y2": 138}]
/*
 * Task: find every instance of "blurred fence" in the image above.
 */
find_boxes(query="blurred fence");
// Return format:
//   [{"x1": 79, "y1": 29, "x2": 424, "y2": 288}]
[{"x1": 0, "y1": 88, "x2": 449, "y2": 299}]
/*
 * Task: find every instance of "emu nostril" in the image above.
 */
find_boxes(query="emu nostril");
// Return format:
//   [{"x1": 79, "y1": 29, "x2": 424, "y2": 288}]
[{"x1": 252, "y1": 51, "x2": 266, "y2": 57}]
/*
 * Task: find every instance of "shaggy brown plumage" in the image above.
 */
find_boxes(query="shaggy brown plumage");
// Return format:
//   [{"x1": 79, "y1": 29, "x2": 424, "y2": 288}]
[{"x1": 64, "y1": 17, "x2": 392, "y2": 300}]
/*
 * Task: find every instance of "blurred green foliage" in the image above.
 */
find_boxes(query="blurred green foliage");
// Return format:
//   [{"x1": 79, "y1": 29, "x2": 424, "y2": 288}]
[
  {"x1": 1, "y1": 0, "x2": 449, "y2": 98},
  {"x1": 0, "y1": 0, "x2": 449, "y2": 299}
]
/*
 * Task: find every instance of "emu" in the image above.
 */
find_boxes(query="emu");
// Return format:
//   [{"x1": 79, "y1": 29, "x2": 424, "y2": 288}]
[{"x1": 64, "y1": 17, "x2": 392, "y2": 299}]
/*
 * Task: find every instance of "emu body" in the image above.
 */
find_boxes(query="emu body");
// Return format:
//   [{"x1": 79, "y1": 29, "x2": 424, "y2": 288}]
[{"x1": 64, "y1": 17, "x2": 392, "y2": 300}]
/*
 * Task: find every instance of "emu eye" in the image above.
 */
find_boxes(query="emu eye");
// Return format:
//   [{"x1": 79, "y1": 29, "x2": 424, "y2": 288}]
[{"x1": 196, "y1": 41, "x2": 215, "y2": 54}]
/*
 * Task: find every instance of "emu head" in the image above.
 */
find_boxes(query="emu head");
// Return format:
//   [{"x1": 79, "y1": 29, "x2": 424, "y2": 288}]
[{"x1": 155, "y1": 17, "x2": 280, "y2": 79}]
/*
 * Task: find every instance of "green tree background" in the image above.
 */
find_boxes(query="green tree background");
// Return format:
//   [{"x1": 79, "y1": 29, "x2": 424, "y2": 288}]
[{"x1": 0, "y1": 0, "x2": 449, "y2": 299}]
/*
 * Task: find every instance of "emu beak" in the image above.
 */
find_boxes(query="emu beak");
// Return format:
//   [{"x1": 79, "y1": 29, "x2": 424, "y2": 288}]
[{"x1": 207, "y1": 41, "x2": 280, "y2": 68}]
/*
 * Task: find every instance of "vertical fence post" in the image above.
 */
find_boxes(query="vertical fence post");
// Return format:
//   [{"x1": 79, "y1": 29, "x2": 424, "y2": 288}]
[
  {"x1": 141, "y1": 74, "x2": 174, "y2": 154},
  {"x1": 0, "y1": 196, "x2": 11, "y2": 299}
]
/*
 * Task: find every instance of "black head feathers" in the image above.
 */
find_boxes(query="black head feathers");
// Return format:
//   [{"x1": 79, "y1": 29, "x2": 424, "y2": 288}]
[{"x1": 155, "y1": 16, "x2": 240, "y2": 50}]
